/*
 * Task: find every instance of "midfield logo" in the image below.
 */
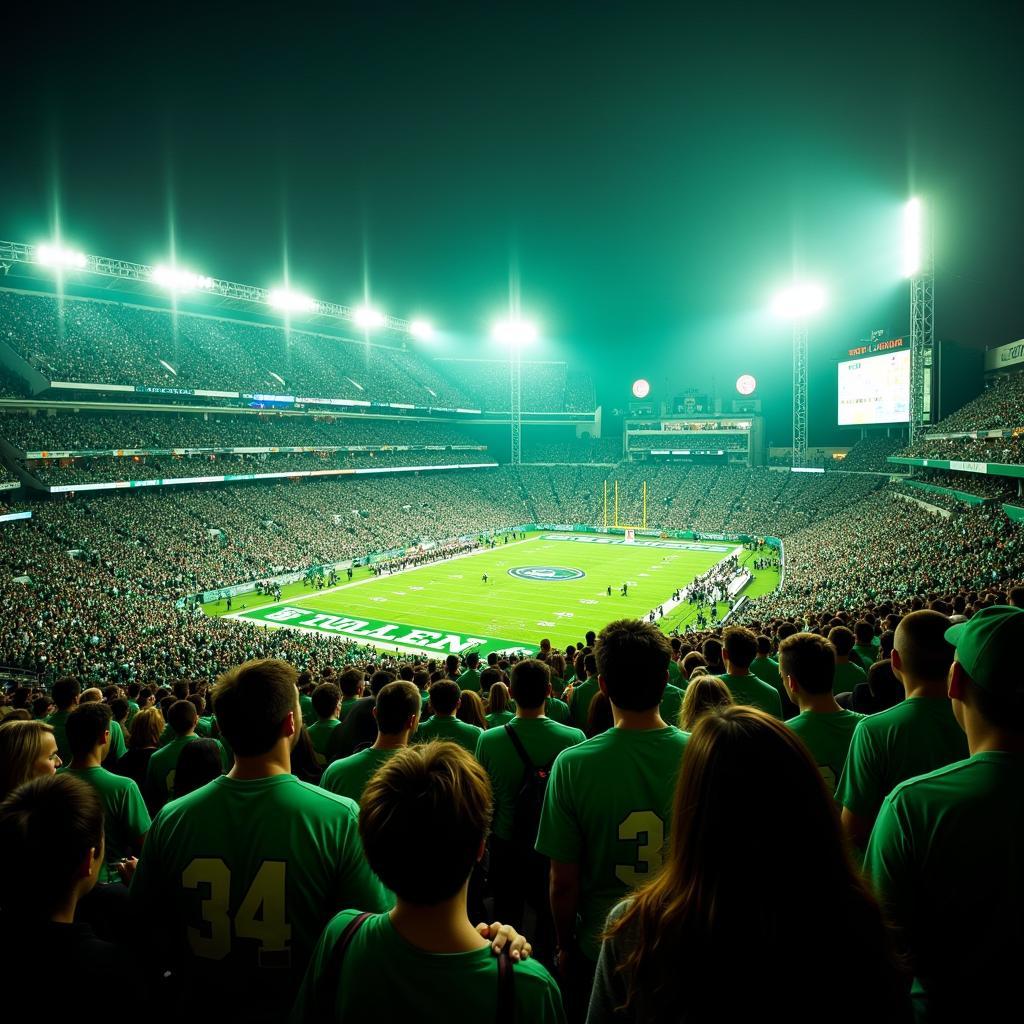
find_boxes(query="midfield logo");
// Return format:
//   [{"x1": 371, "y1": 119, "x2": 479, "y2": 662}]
[{"x1": 507, "y1": 565, "x2": 586, "y2": 581}]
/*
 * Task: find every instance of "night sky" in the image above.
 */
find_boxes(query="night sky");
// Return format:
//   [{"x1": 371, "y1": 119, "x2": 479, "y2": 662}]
[{"x1": 3, "y1": 3, "x2": 1022, "y2": 445}]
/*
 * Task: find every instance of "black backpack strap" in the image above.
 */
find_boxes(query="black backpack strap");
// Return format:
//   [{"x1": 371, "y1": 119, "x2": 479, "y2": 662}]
[
  {"x1": 497, "y1": 947, "x2": 515, "y2": 1024},
  {"x1": 315, "y1": 911, "x2": 371, "y2": 1020},
  {"x1": 503, "y1": 722, "x2": 535, "y2": 774}
]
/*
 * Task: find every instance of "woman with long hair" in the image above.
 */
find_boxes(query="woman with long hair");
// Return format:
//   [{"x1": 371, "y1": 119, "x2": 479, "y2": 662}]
[
  {"x1": 484, "y1": 682, "x2": 514, "y2": 729},
  {"x1": 588, "y1": 706, "x2": 906, "y2": 1023},
  {"x1": 677, "y1": 674, "x2": 733, "y2": 732},
  {"x1": 0, "y1": 720, "x2": 61, "y2": 797},
  {"x1": 456, "y1": 689, "x2": 487, "y2": 730},
  {"x1": 114, "y1": 707, "x2": 164, "y2": 795}
]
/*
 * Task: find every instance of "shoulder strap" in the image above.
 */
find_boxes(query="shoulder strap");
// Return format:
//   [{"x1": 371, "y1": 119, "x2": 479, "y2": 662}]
[
  {"x1": 503, "y1": 723, "x2": 534, "y2": 773},
  {"x1": 315, "y1": 911, "x2": 371, "y2": 1020},
  {"x1": 496, "y1": 948, "x2": 515, "y2": 1024}
]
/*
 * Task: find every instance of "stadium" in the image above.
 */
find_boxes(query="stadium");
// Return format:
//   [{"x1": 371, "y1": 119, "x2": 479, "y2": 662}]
[{"x1": 1, "y1": 7, "x2": 1022, "y2": 1024}]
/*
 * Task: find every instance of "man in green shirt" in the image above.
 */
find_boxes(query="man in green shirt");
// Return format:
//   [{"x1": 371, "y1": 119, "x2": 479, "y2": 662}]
[
  {"x1": 828, "y1": 626, "x2": 869, "y2": 695},
  {"x1": 61, "y1": 701, "x2": 151, "y2": 882},
  {"x1": 779, "y1": 632, "x2": 864, "y2": 795},
  {"x1": 567, "y1": 653, "x2": 599, "y2": 731},
  {"x1": 291, "y1": 742, "x2": 564, "y2": 1024},
  {"x1": 145, "y1": 699, "x2": 200, "y2": 811},
  {"x1": 414, "y1": 680, "x2": 483, "y2": 753},
  {"x1": 307, "y1": 683, "x2": 342, "y2": 769},
  {"x1": 337, "y1": 668, "x2": 365, "y2": 723},
  {"x1": 536, "y1": 619, "x2": 689, "y2": 1022},
  {"x1": 80, "y1": 688, "x2": 128, "y2": 767},
  {"x1": 718, "y1": 627, "x2": 783, "y2": 718},
  {"x1": 46, "y1": 676, "x2": 81, "y2": 766},
  {"x1": 864, "y1": 605, "x2": 1024, "y2": 1022},
  {"x1": 129, "y1": 658, "x2": 392, "y2": 1024},
  {"x1": 852, "y1": 619, "x2": 880, "y2": 667},
  {"x1": 456, "y1": 651, "x2": 483, "y2": 693},
  {"x1": 838, "y1": 609, "x2": 968, "y2": 850},
  {"x1": 322, "y1": 682, "x2": 421, "y2": 804},
  {"x1": 475, "y1": 659, "x2": 585, "y2": 942},
  {"x1": 752, "y1": 634, "x2": 795, "y2": 718}
]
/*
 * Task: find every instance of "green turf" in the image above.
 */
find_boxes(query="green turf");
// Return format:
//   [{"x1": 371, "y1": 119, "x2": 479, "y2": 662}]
[{"x1": 214, "y1": 532, "x2": 781, "y2": 657}]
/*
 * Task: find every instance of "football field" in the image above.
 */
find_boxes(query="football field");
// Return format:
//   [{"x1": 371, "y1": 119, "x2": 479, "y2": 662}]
[{"x1": 214, "y1": 532, "x2": 781, "y2": 658}]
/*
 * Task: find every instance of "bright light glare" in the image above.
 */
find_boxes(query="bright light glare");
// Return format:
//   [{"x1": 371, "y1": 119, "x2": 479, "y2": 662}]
[
  {"x1": 353, "y1": 305, "x2": 386, "y2": 330},
  {"x1": 771, "y1": 283, "x2": 827, "y2": 320},
  {"x1": 268, "y1": 288, "x2": 317, "y2": 313},
  {"x1": 151, "y1": 265, "x2": 214, "y2": 292},
  {"x1": 491, "y1": 318, "x2": 539, "y2": 346},
  {"x1": 36, "y1": 244, "x2": 86, "y2": 269},
  {"x1": 409, "y1": 319, "x2": 435, "y2": 341},
  {"x1": 632, "y1": 378, "x2": 651, "y2": 399},
  {"x1": 902, "y1": 197, "x2": 923, "y2": 278}
]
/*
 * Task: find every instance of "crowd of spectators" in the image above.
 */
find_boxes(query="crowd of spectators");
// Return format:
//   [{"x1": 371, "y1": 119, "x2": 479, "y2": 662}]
[
  {"x1": 899, "y1": 430, "x2": 1024, "y2": 466},
  {"x1": 522, "y1": 437, "x2": 621, "y2": 463},
  {"x1": 830, "y1": 436, "x2": 904, "y2": 472},
  {"x1": 923, "y1": 367, "x2": 1024, "y2": 433},
  {"x1": 434, "y1": 358, "x2": 572, "y2": 412},
  {"x1": 904, "y1": 470, "x2": 1019, "y2": 501}
]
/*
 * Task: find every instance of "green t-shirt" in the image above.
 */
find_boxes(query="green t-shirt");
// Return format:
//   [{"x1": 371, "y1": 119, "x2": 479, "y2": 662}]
[
  {"x1": 718, "y1": 673, "x2": 783, "y2": 718},
  {"x1": 61, "y1": 765, "x2": 151, "y2": 882},
  {"x1": 852, "y1": 641, "x2": 880, "y2": 667},
  {"x1": 535, "y1": 726, "x2": 689, "y2": 961},
  {"x1": 833, "y1": 660, "x2": 867, "y2": 695},
  {"x1": 321, "y1": 747, "x2": 399, "y2": 805},
  {"x1": 106, "y1": 719, "x2": 127, "y2": 763},
  {"x1": 785, "y1": 709, "x2": 865, "y2": 794},
  {"x1": 290, "y1": 909, "x2": 566, "y2": 1024},
  {"x1": 485, "y1": 710, "x2": 515, "y2": 730},
  {"x1": 668, "y1": 660, "x2": 684, "y2": 686},
  {"x1": 146, "y1": 734, "x2": 198, "y2": 805},
  {"x1": 474, "y1": 717, "x2": 587, "y2": 841},
  {"x1": 414, "y1": 716, "x2": 482, "y2": 753},
  {"x1": 307, "y1": 719, "x2": 341, "y2": 767},
  {"x1": 46, "y1": 709, "x2": 71, "y2": 764},
  {"x1": 568, "y1": 678, "x2": 599, "y2": 731},
  {"x1": 129, "y1": 774, "x2": 390, "y2": 1024},
  {"x1": 864, "y1": 752, "x2": 1024, "y2": 1021},
  {"x1": 456, "y1": 668, "x2": 482, "y2": 693},
  {"x1": 126, "y1": 699, "x2": 141, "y2": 729},
  {"x1": 836, "y1": 697, "x2": 970, "y2": 823},
  {"x1": 659, "y1": 683, "x2": 685, "y2": 729},
  {"x1": 545, "y1": 697, "x2": 570, "y2": 724},
  {"x1": 338, "y1": 697, "x2": 361, "y2": 723}
]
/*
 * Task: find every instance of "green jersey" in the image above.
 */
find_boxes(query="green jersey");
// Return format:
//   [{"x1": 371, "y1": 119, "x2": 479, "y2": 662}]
[
  {"x1": 46, "y1": 709, "x2": 72, "y2": 764},
  {"x1": 414, "y1": 716, "x2": 482, "y2": 753},
  {"x1": 290, "y1": 909, "x2": 566, "y2": 1024},
  {"x1": 475, "y1": 717, "x2": 586, "y2": 841},
  {"x1": 785, "y1": 709, "x2": 865, "y2": 794},
  {"x1": 61, "y1": 765, "x2": 151, "y2": 882},
  {"x1": 837, "y1": 697, "x2": 969, "y2": 823},
  {"x1": 568, "y1": 678, "x2": 599, "y2": 731},
  {"x1": 833, "y1": 660, "x2": 867, "y2": 695},
  {"x1": 146, "y1": 734, "x2": 198, "y2": 806},
  {"x1": 129, "y1": 774, "x2": 390, "y2": 1024},
  {"x1": 485, "y1": 710, "x2": 515, "y2": 730},
  {"x1": 298, "y1": 693, "x2": 314, "y2": 727},
  {"x1": 545, "y1": 696, "x2": 570, "y2": 724},
  {"x1": 718, "y1": 673, "x2": 783, "y2": 718},
  {"x1": 456, "y1": 668, "x2": 482, "y2": 692},
  {"x1": 321, "y1": 747, "x2": 399, "y2": 805},
  {"x1": 307, "y1": 719, "x2": 341, "y2": 768},
  {"x1": 535, "y1": 725, "x2": 689, "y2": 961},
  {"x1": 668, "y1": 659, "x2": 684, "y2": 686},
  {"x1": 852, "y1": 641, "x2": 879, "y2": 667},
  {"x1": 864, "y1": 752, "x2": 1024, "y2": 1021},
  {"x1": 126, "y1": 699, "x2": 141, "y2": 728},
  {"x1": 106, "y1": 719, "x2": 127, "y2": 763},
  {"x1": 338, "y1": 697, "x2": 361, "y2": 723},
  {"x1": 659, "y1": 683, "x2": 685, "y2": 729}
]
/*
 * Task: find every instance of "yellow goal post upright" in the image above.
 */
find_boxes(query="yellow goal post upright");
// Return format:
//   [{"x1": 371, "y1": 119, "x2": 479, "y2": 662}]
[{"x1": 604, "y1": 477, "x2": 647, "y2": 530}]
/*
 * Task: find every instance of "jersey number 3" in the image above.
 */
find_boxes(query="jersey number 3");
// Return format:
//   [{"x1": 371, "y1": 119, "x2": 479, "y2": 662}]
[
  {"x1": 183, "y1": 858, "x2": 292, "y2": 967},
  {"x1": 615, "y1": 810, "x2": 665, "y2": 886}
]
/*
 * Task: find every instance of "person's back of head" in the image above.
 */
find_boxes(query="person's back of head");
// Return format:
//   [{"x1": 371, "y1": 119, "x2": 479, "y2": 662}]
[
  {"x1": 1008, "y1": 586, "x2": 1024, "y2": 609},
  {"x1": 827, "y1": 626, "x2": 856, "y2": 659},
  {"x1": 110, "y1": 698, "x2": 130, "y2": 725},
  {"x1": 701, "y1": 637, "x2": 724, "y2": 667},
  {"x1": 0, "y1": 721, "x2": 57, "y2": 796},
  {"x1": 128, "y1": 708, "x2": 164, "y2": 750},
  {"x1": 213, "y1": 659, "x2": 299, "y2": 757},
  {"x1": 51, "y1": 676, "x2": 80, "y2": 712},
  {"x1": 584, "y1": 653, "x2": 598, "y2": 679},
  {"x1": 854, "y1": 620, "x2": 875, "y2": 645},
  {"x1": 778, "y1": 633, "x2": 836, "y2": 697},
  {"x1": 776, "y1": 622, "x2": 798, "y2": 643},
  {"x1": 338, "y1": 669, "x2": 364, "y2": 700},
  {"x1": 167, "y1": 699, "x2": 198, "y2": 738},
  {"x1": 456, "y1": 690, "x2": 486, "y2": 729},
  {"x1": 892, "y1": 609, "x2": 954, "y2": 685},
  {"x1": 0, "y1": 774, "x2": 104, "y2": 919},
  {"x1": 398, "y1": 664, "x2": 414, "y2": 682},
  {"x1": 509, "y1": 659, "x2": 550, "y2": 711},
  {"x1": 681, "y1": 651, "x2": 707, "y2": 679},
  {"x1": 445, "y1": 654, "x2": 460, "y2": 678},
  {"x1": 412, "y1": 669, "x2": 430, "y2": 694},
  {"x1": 374, "y1": 681, "x2": 421, "y2": 736},
  {"x1": 66, "y1": 702, "x2": 112, "y2": 761},
  {"x1": 172, "y1": 682, "x2": 188, "y2": 701},
  {"x1": 172, "y1": 739, "x2": 224, "y2": 799},
  {"x1": 679, "y1": 676, "x2": 734, "y2": 731},
  {"x1": 464, "y1": 652, "x2": 480, "y2": 670},
  {"x1": 486, "y1": 681, "x2": 511, "y2": 715},
  {"x1": 188, "y1": 694, "x2": 206, "y2": 718},
  {"x1": 479, "y1": 667, "x2": 503, "y2": 695},
  {"x1": 369, "y1": 670, "x2": 397, "y2": 697},
  {"x1": 595, "y1": 619, "x2": 671, "y2": 711},
  {"x1": 359, "y1": 742, "x2": 491, "y2": 904},
  {"x1": 755, "y1": 635, "x2": 773, "y2": 658},
  {"x1": 722, "y1": 627, "x2": 758, "y2": 672},
  {"x1": 311, "y1": 683, "x2": 341, "y2": 721},
  {"x1": 427, "y1": 679, "x2": 460, "y2": 717}
]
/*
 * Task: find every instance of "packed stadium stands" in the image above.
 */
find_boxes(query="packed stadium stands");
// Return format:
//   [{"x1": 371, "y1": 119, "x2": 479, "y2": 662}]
[
  {"x1": 920, "y1": 366, "x2": 1024, "y2": 433},
  {"x1": 899, "y1": 431, "x2": 1024, "y2": 465}
]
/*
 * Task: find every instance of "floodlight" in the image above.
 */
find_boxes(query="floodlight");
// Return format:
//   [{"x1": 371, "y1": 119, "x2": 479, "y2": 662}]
[
  {"x1": 35, "y1": 243, "x2": 86, "y2": 269},
  {"x1": 151, "y1": 265, "x2": 214, "y2": 293},
  {"x1": 771, "y1": 283, "x2": 826, "y2": 320},
  {"x1": 268, "y1": 288, "x2": 316, "y2": 313},
  {"x1": 353, "y1": 305, "x2": 386, "y2": 330},
  {"x1": 902, "y1": 197, "x2": 923, "y2": 278},
  {"x1": 736, "y1": 374, "x2": 757, "y2": 395},
  {"x1": 491, "y1": 318, "x2": 538, "y2": 346},
  {"x1": 409, "y1": 319, "x2": 435, "y2": 341}
]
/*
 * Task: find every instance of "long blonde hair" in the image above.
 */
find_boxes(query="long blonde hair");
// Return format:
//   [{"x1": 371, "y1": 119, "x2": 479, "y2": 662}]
[
  {"x1": 0, "y1": 721, "x2": 56, "y2": 796},
  {"x1": 678, "y1": 674, "x2": 733, "y2": 731}
]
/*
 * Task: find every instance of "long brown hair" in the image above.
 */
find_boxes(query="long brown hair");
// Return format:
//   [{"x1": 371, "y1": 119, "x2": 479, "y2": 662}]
[
  {"x1": 455, "y1": 689, "x2": 487, "y2": 729},
  {"x1": 0, "y1": 721, "x2": 56, "y2": 796},
  {"x1": 606, "y1": 706, "x2": 902, "y2": 1021}
]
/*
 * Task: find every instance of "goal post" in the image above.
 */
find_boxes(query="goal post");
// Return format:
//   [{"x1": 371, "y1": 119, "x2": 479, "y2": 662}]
[{"x1": 604, "y1": 477, "x2": 648, "y2": 530}]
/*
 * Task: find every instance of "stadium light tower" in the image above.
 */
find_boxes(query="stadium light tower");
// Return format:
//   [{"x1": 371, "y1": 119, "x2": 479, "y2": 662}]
[
  {"x1": 492, "y1": 317, "x2": 538, "y2": 466},
  {"x1": 353, "y1": 304, "x2": 386, "y2": 330},
  {"x1": 151, "y1": 265, "x2": 215, "y2": 293},
  {"x1": 268, "y1": 288, "x2": 317, "y2": 314},
  {"x1": 409, "y1": 319, "x2": 435, "y2": 341},
  {"x1": 904, "y1": 198, "x2": 933, "y2": 444},
  {"x1": 772, "y1": 282, "x2": 826, "y2": 468}
]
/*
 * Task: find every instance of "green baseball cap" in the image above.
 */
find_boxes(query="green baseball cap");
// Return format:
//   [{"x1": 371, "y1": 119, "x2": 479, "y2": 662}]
[{"x1": 944, "y1": 605, "x2": 1024, "y2": 695}]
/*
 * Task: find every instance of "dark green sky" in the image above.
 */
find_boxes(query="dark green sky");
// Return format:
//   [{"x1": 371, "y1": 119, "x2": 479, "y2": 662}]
[{"x1": 3, "y1": 2, "x2": 1022, "y2": 444}]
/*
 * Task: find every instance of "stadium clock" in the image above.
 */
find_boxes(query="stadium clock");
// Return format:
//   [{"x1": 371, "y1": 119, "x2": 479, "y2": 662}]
[
  {"x1": 736, "y1": 374, "x2": 757, "y2": 396},
  {"x1": 632, "y1": 378, "x2": 651, "y2": 399}
]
